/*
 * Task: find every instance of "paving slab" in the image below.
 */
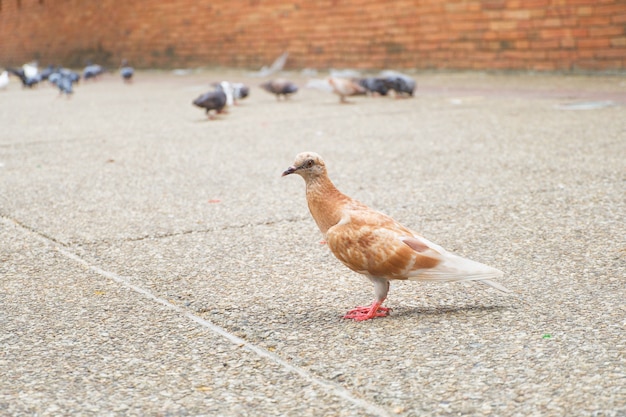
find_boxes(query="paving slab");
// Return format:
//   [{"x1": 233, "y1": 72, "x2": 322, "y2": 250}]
[
  {"x1": 0, "y1": 220, "x2": 385, "y2": 417},
  {"x1": 1, "y1": 70, "x2": 625, "y2": 416}
]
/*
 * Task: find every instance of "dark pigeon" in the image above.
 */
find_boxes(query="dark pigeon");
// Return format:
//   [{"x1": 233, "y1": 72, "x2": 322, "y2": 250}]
[
  {"x1": 193, "y1": 89, "x2": 227, "y2": 119},
  {"x1": 382, "y1": 72, "x2": 416, "y2": 97},
  {"x1": 7, "y1": 68, "x2": 41, "y2": 88},
  {"x1": 260, "y1": 79, "x2": 298, "y2": 100},
  {"x1": 356, "y1": 77, "x2": 391, "y2": 96},
  {"x1": 39, "y1": 65, "x2": 56, "y2": 81}
]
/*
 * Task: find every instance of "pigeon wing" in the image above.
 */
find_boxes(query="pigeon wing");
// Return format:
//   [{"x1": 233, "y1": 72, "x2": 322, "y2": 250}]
[
  {"x1": 326, "y1": 207, "x2": 509, "y2": 292},
  {"x1": 325, "y1": 208, "x2": 441, "y2": 279}
]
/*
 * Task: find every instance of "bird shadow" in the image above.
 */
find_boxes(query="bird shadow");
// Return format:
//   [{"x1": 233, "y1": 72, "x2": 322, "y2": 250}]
[
  {"x1": 390, "y1": 303, "x2": 511, "y2": 320},
  {"x1": 283, "y1": 303, "x2": 513, "y2": 325},
  {"x1": 193, "y1": 117, "x2": 223, "y2": 123}
]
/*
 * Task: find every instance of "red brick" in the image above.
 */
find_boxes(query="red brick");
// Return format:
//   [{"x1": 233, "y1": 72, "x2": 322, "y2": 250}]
[
  {"x1": 579, "y1": 16, "x2": 614, "y2": 26},
  {"x1": 611, "y1": 14, "x2": 626, "y2": 24},
  {"x1": 594, "y1": 48, "x2": 626, "y2": 58},
  {"x1": 532, "y1": 61, "x2": 558, "y2": 71},
  {"x1": 577, "y1": 38, "x2": 612, "y2": 48},
  {"x1": 541, "y1": 18, "x2": 563, "y2": 27},
  {"x1": 467, "y1": 2, "x2": 483, "y2": 12},
  {"x1": 547, "y1": 50, "x2": 577, "y2": 60},
  {"x1": 589, "y1": 26, "x2": 625, "y2": 37},
  {"x1": 450, "y1": 20, "x2": 487, "y2": 31},
  {"x1": 482, "y1": 0, "x2": 507, "y2": 10},
  {"x1": 489, "y1": 20, "x2": 519, "y2": 31},
  {"x1": 505, "y1": 0, "x2": 523, "y2": 9},
  {"x1": 539, "y1": 28, "x2": 572, "y2": 39},
  {"x1": 611, "y1": 37, "x2": 626, "y2": 47},
  {"x1": 519, "y1": 0, "x2": 550, "y2": 7},
  {"x1": 561, "y1": 37, "x2": 577, "y2": 48},
  {"x1": 594, "y1": 4, "x2": 626, "y2": 16},
  {"x1": 502, "y1": 49, "x2": 546, "y2": 60},
  {"x1": 529, "y1": 8, "x2": 547, "y2": 18},
  {"x1": 502, "y1": 9, "x2": 531, "y2": 19},
  {"x1": 530, "y1": 39, "x2": 562, "y2": 49}
]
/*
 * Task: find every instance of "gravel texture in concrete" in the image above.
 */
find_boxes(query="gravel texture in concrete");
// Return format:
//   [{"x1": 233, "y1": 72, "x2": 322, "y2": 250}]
[{"x1": 1, "y1": 70, "x2": 625, "y2": 416}]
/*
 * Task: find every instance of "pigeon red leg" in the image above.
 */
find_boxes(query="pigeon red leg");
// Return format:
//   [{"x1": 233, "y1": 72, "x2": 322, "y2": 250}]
[
  {"x1": 343, "y1": 278, "x2": 391, "y2": 321},
  {"x1": 343, "y1": 301, "x2": 391, "y2": 321}
]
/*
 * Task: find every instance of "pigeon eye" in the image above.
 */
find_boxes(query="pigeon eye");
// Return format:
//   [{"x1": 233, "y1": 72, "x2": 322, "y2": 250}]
[{"x1": 305, "y1": 160, "x2": 314, "y2": 168}]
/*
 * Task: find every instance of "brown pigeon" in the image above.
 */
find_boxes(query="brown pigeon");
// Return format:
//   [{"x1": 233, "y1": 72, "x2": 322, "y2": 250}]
[
  {"x1": 327, "y1": 77, "x2": 367, "y2": 103},
  {"x1": 283, "y1": 152, "x2": 509, "y2": 321}
]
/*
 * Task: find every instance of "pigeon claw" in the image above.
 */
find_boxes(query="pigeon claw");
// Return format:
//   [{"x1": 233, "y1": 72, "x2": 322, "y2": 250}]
[{"x1": 343, "y1": 302, "x2": 391, "y2": 321}]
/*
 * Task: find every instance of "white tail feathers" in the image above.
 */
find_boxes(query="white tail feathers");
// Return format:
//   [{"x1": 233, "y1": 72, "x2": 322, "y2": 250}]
[{"x1": 409, "y1": 252, "x2": 510, "y2": 293}]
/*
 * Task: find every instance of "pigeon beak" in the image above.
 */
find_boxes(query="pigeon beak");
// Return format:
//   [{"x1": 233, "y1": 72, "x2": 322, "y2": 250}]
[{"x1": 282, "y1": 166, "x2": 297, "y2": 176}]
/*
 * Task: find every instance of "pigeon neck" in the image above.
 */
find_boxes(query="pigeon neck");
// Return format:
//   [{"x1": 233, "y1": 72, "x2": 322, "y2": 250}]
[{"x1": 305, "y1": 173, "x2": 346, "y2": 235}]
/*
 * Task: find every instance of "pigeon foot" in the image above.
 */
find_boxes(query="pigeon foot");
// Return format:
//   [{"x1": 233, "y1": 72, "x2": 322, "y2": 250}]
[{"x1": 343, "y1": 302, "x2": 390, "y2": 321}]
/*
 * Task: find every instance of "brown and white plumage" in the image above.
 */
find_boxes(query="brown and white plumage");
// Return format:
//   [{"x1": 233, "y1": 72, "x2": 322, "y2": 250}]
[
  {"x1": 327, "y1": 77, "x2": 366, "y2": 103},
  {"x1": 283, "y1": 152, "x2": 509, "y2": 321}
]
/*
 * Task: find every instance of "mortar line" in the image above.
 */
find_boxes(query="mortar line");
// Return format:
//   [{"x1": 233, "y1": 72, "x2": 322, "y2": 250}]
[{"x1": 5, "y1": 217, "x2": 392, "y2": 417}]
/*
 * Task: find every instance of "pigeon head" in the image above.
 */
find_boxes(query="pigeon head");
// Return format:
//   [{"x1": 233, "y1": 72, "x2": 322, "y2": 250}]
[{"x1": 282, "y1": 152, "x2": 326, "y2": 178}]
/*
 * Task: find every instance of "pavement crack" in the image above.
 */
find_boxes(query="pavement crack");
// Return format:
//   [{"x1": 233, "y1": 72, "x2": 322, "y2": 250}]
[
  {"x1": 75, "y1": 215, "x2": 309, "y2": 246},
  {"x1": 1, "y1": 214, "x2": 69, "y2": 247}
]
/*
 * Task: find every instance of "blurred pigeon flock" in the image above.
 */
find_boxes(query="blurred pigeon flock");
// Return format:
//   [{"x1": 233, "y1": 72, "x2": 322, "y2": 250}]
[
  {"x1": 2, "y1": 51, "x2": 417, "y2": 120},
  {"x1": 0, "y1": 52, "x2": 417, "y2": 120}
]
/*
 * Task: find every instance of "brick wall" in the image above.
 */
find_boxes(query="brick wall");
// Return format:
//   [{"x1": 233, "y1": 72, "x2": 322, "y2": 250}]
[{"x1": 0, "y1": 0, "x2": 625, "y2": 71}]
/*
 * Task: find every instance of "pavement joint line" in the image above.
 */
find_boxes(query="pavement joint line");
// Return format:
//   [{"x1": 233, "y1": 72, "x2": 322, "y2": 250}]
[
  {"x1": 4, "y1": 216, "x2": 393, "y2": 417},
  {"x1": 0, "y1": 137, "x2": 93, "y2": 149}
]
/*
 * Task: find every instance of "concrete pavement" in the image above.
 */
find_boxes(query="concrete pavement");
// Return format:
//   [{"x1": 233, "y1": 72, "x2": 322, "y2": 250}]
[{"x1": 1, "y1": 70, "x2": 625, "y2": 416}]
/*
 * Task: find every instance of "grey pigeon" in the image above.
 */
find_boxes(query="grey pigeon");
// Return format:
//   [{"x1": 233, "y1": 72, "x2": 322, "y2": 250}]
[
  {"x1": 193, "y1": 89, "x2": 227, "y2": 119},
  {"x1": 60, "y1": 68, "x2": 81, "y2": 83},
  {"x1": 380, "y1": 71, "x2": 416, "y2": 97},
  {"x1": 232, "y1": 82, "x2": 250, "y2": 102},
  {"x1": 260, "y1": 79, "x2": 298, "y2": 100},
  {"x1": 83, "y1": 63, "x2": 104, "y2": 80},
  {"x1": 120, "y1": 60, "x2": 134, "y2": 83},
  {"x1": 48, "y1": 71, "x2": 74, "y2": 97},
  {"x1": 55, "y1": 76, "x2": 74, "y2": 97},
  {"x1": 212, "y1": 81, "x2": 250, "y2": 105}
]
